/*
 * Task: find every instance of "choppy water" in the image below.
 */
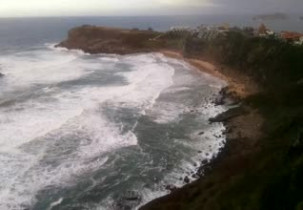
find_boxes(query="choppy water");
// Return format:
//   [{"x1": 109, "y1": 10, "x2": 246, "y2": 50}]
[
  {"x1": 0, "y1": 43, "x2": 227, "y2": 209},
  {"x1": 0, "y1": 16, "x2": 235, "y2": 209},
  {"x1": 1, "y1": 14, "x2": 301, "y2": 209}
]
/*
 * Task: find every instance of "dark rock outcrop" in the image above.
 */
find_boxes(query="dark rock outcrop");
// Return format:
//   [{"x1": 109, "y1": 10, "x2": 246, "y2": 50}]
[
  {"x1": 183, "y1": 176, "x2": 190, "y2": 184},
  {"x1": 213, "y1": 87, "x2": 241, "y2": 106},
  {"x1": 198, "y1": 131, "x2": 204, "y2": 136},
  {"x1": 116, "y1": 191, "x2": 142, "y2": 210},
  {"x1": 165, "y1": 185, "x2": 178, "y2": 192},
  {"x1": 209, "y1": 106, "x2": 247, "y2": 123}
]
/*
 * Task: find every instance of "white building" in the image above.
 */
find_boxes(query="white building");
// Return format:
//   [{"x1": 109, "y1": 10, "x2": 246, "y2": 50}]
[{"x1": 295, "y1": 36, "x2": 303, "y2": 45}]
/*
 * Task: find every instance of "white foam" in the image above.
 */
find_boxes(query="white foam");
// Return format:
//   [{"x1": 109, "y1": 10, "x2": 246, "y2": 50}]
[
  {"x1": 0, "y1": 51, "x2": 86, "y2": 93},
  {"x1": 0, "y1": 49, "x2": 177, "y2": 209},
  {"x1": 148, "y1": 101, "x2": 186, "y2": 124},
  {"x1": 46, "y1": 43, "x2": 90, "y2": 56},
  {"x1": 48, "y1": 198, "x2": 63, "y2": 210},
  {"x1": 98, "y1": 56, "x2": 120, "y2": 63},
  {"x1": 0, "y1": 44, "x2": 228, "y2": 210},
  {"x1": 74, "y1": 108, "x2": 138, "y2": 159},
  {"x1": 129, "y1": 59, "x2": 227, "y2": 206},
  {"x1": 145, "y1": 62, "x2": 225, "y2": 124},
  {"x1": 116, "y1": 62, "x2": 174, "y2": 112},
  {"x1": 162, "y1": 122, "x2": 226, "y2": 189}
]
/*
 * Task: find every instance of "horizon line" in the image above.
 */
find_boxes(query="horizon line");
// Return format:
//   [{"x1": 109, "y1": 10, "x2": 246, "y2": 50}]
[{"x1": 0, "y1": 12, "x2": 301, "y2": 19}]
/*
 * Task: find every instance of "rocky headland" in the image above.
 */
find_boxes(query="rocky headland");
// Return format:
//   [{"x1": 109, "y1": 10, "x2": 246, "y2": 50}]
[
  {"x1": 252, "y1": 13, "x2": 288, "y2": 21},
  {"x1": 57, "y1": 25, "x2": 164, "y2": 54}
]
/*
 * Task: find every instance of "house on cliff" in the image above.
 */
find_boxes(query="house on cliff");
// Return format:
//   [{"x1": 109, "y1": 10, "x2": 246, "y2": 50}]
[
  {"x1": 257, "y1": 23, "x2": 274, "y2": 37},
  {"x1": 280, "y1": 31, "x2": 303, "y2": 45},
  {"x1": 195, "y1": 24, "x2": 230, "y2": 40}
]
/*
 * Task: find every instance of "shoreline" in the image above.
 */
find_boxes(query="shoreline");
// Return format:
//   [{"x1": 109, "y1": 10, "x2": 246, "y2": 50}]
[
  {"x1": 160, "y1": 50, "x2": 259, "y2": 100},
  {"x1": 56, "y1": 26, "x2": 264, "y2": 209},
  {"x1": 139, "y1": 50, "x2": 263, "y2": 210}
]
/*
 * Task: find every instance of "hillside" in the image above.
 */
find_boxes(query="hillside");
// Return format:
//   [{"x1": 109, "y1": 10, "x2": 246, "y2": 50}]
[
  {"x1": 58, "y1": 26, "x2": 303, "y2": 210},
  {"x1": 142, "y1": 27, "x2": 303, "y2": 210},
  {"x1": 57, "y1": 25, "x2": 163, "y2": 54}
]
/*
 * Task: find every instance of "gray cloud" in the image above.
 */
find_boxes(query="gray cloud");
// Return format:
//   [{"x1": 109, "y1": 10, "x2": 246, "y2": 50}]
[
  {"x1": 0, "y1": 0, "x2": 301, "y2": 17},
  {"x1": 143, "y1": 0, "x2": 302, "y2": 15},
  {"x1": 210, "y1": 0, "x2": 303, "y2": 14}
]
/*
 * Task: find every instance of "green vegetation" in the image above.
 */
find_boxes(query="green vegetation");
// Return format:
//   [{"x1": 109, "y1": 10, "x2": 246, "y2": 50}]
[
  {"x1": 60, "y1": 26, "x2": 303, "y2": 208},
  {"x1": 163, "y1": 28, "x2": 303, "y2": 88},
  {"x1": 160, "y1": 29, "x2": 303, "y2": 209}
]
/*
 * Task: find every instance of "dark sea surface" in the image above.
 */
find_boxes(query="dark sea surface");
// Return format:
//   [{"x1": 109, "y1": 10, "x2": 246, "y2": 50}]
[{"x1": 0, "y1": 15, "x2": 299, "y2": 209}]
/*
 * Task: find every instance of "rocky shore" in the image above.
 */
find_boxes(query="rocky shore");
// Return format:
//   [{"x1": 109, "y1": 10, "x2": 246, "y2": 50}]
[
  {"x1": 139, "y1": 57, "x2": 263, "y2": 210},
  {"x1": 57, "y1": 26, "x2": 265, "y2": 210}
]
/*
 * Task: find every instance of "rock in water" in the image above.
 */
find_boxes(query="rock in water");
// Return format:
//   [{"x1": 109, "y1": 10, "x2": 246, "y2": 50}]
[
  {"x1": 184, "y1": 176, "x2": 190, "y2": 184},
  {"x1": 165, "y1": 185, "x2": 178, "y2": 192},
  {"x1": 116, "y1": 191, "x2": 142, "y2": 210},
  {"x1": 209, "y1": 106, "x2": 247, "y2": 123},
  {"x1": 198, "y1": 131, "x2": 205, "y2": 136},
  {"x1": 0, "y1": 73, "x2": 4, "y2": 77}
]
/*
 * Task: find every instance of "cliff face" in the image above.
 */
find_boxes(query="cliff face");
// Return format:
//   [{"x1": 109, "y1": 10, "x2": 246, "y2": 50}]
[{"x1": 57, "y1": 25, "x2": 163, "y2": 54}]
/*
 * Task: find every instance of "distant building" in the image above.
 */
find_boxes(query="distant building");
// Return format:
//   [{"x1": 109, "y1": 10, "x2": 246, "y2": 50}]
[
  {"x1": 195, "y1": 25, "x2": 224, "y2": 40},
  {"x1": 257, "y1": 23, "x2": 274, "y2": 37},
  {"x1": 217, "y1": 23, "x2": 230, "y2": 33},
  {"x1": 295, "y1": 36, "x2": 303, "y2": 45},
  {"x1": 280, "y1": 31, "x2": 303, "y2": 44},
  {"x1": 169, "y1": 26, "x2": 192, "y2": 32},
  {"x1": 167, "y1": 26, "x2": 195, "y2": 38}
]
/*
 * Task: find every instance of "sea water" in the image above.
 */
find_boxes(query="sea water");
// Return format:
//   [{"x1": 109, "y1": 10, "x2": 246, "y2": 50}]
[{"x1": 1, "y1": 15, "x2": 292, "y2": 209}]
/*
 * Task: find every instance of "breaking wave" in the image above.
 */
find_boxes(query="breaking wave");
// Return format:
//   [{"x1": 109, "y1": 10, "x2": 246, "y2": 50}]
[{"x1": 0, "y1": 45, "x2": 226, "y2": 209}]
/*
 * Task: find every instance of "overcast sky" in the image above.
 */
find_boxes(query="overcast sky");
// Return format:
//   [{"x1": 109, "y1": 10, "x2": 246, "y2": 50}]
[{"x1": 0, "y1": 0, "x2": 301, "y2": 17}]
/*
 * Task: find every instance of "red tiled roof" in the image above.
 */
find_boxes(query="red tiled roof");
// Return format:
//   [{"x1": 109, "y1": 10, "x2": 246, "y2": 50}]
[{"x1": 281, "y1": 31, "x2": 303, "y2": 40}]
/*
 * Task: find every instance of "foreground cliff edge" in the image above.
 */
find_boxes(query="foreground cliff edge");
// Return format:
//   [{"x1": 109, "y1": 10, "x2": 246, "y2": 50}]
[{"x1": 58, "y1": 25, "x2": 303, "y2": 209}]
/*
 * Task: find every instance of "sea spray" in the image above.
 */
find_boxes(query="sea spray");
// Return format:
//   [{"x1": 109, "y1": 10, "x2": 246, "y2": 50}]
[{"x1": 0, "y1": 46, "x2": 226, "y2": 210}]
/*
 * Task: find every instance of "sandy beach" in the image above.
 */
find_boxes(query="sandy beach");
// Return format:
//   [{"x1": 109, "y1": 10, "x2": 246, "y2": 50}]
[{"x1": 160, "y1": 50, "x2": 259, "y2": 99}]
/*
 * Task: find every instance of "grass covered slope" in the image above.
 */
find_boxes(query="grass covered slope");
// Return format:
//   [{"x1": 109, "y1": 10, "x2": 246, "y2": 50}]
[
  {"x1": 183, "y1": 30, "x2": 303, "y2": 89},
  {"x1": 141, "y1": 30, "x2": 303, "y2": 209},
  {"x1": 57, "y1": 25, "x2": 164, "y2": 54}
]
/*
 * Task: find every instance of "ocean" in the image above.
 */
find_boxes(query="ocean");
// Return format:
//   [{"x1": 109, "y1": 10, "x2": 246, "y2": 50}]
[{"x1": 0, "y1": 15, "x2": 300, "y2": 210}]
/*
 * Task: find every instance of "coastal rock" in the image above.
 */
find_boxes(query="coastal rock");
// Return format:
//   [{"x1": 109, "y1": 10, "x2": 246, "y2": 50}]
[
  {"x1": 214, "y1": 97, "x2": 224, "y2": 106},
  {"x1": 214, "y1": 87, "x2": 241, "y2": 106},
  {"x1": 183, "y1": 176, "x2": 190, "y2": 184},
  {"x1": 209, "y1": 106, "x2": 247, "y2": 123},
  {"x1": 116, "y1": 191, "x2": 142, "y2": 210},
  {"x1": 213, "y1": 91, "x2": 225, "y2": 105},
  {"x1": 192, "y1": 174, "x2": 199, "y2": 179},
  {"x1": 57, "y1": 25, "x2": 162, "y2": 55},
  {"x1": 223, "y1": 127, "x2": 233, "y2": 135},
  {"x1": 198, "y1": 131, "x2": 205, "y2": 136},
  {"x1": 165, "y1": 185, "x2": 178, "y2": 192},
  {"x1": 202, "y1": 159, "x2": 208, "y2": 165}
]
